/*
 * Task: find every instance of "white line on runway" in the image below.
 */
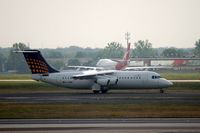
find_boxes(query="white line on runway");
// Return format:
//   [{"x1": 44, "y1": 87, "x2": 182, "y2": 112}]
[{"x1": 0, "y1": 123, "x2": 200, "y2": 129}]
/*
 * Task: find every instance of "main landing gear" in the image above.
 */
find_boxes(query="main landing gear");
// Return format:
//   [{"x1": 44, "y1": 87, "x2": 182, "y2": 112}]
[
  {"x1": 92, "y1": 83, "x2": 109, "y2": 94},
  {"x1": 93, "y1": 90, "x2": 100, "y2": 94},
  {"x1": 93, "y1": 89, "x2": 108, "y2": 94},
  {"x1": 160, "y1": 89, "x2": 164, "y2": 93}
]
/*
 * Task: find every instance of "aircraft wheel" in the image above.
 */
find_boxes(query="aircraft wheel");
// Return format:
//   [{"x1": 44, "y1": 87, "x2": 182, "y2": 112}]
[
  {"x1": 101, "y1": 86, "x2": 109, "y2": 94},
  {"x1": 160, "y1": 89, "x2": 164, "y2": 93},
  {"x1": 93, "y1": 90, "x2": 100, "y2": 94},
  {"x1": 101, "y1": 89, "x2": 108, "y2": 94}
]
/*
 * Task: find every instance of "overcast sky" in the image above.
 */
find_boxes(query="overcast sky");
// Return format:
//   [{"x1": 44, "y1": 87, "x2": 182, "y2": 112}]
[{"x1": 0, "y1": 0, "x2": 200, "y2": 49}]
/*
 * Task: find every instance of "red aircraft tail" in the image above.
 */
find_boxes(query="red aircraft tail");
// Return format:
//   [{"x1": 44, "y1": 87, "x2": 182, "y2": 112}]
[
  {"x1": 123, "y1": 43, "x2": 131, "y2": 61},
  {"x1": 115, "y1": 43, "x2": 131, "y2": 70}
]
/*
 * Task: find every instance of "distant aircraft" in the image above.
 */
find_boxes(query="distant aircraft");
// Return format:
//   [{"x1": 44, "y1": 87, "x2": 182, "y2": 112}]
[
  {"x1": 68, "y1": 43, "x2": 131, "y2": 71},
  {"x1": 172, "y1": 59, "x2": 188, "y2": 67},
  {"x1": 96, "y1": 43, "x2": 131, "y2": 70},
  {"x1": 16, "y1": 49, "x2": 173, "y2": 94}
]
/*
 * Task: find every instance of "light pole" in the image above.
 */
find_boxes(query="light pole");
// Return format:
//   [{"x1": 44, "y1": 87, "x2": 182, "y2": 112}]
[{"x1": 125, "y1": 32, "x2": 131, "y2": 45}]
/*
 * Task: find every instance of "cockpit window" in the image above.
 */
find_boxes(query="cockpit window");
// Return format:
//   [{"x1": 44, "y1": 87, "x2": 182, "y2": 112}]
[{"x1": 152, "y1": 75, "x2": 161, "y2": 79}]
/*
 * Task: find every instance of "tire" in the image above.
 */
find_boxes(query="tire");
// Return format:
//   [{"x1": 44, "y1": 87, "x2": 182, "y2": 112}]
[
  {"x1": 101, "y1": 89, "x2": 108, "y2": 94},
  {"x1": 160, "y1": 89, "x2": 164, "y2": 93},
  {"x1": 93, "y1": 90, "x2": 100, "y2": 94}
]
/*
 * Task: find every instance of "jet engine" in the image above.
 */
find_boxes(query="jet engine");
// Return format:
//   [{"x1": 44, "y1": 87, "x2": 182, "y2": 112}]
[{"x1": 96, "y1": 77, "x2": 118, "y2": 86}]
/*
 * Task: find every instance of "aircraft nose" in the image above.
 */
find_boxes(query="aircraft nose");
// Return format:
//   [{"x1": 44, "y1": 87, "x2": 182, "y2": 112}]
[
  {"x1": 168, "y1": 80, "x2": 173, "y2": 86},
  {"x1": 159, "y1": 79, "x2": 173, "y2": 88}
]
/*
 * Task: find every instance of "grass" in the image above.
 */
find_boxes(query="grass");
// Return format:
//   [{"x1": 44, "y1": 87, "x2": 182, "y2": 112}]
[
  {"x1": 171, "y1": 82, "x2": 200, "y2": 90},
  {"x1": 0, "y1": 81, "x2": 75, "y2": 93},
  {"x1": 160, "y1": 72, "x2": 200, "y2": 80},
  {"x1": 0, "y1": 103, "x2": 199, "y2": 118},
  {"x1": 0, "y1": 81, "x2": 200, "y2": 94},
  {"x1": 0, "y1": 74, "x2": 31, "y2": 80}
]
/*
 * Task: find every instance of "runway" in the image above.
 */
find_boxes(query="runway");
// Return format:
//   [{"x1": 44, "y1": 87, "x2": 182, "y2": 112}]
[
  {"x1": 0, "y1": 80, "x2": 200, "y2": 132},
  {"x1": 0, "y1": 118, "x2": 200, "y2": 133},
  {"x1": 0, "y1": 91, "x2": 200, "y2": 104}
]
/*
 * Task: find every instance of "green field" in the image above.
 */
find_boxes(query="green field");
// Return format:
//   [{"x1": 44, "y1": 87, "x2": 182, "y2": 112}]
[
  {"x1": 0, "y1": 74, "x2": 32, "y2": 79},
  {"x1": 160, "y1": 72, "x2": 200, "y2": 80},
  {"x1": 0, "y1": 81, "x2": 89, "y2": 94},
  {"x1": 0, "y1": 103, "x2": 199, "y2": 118},
  {"x1": 0, "y1": 72, "x2": 200, "y2": 80},
  {"x1": 0, "y1": 81, "x2": 200, "y2": 94}
]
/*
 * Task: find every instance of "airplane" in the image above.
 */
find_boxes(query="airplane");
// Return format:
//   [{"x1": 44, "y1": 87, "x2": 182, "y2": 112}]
[
  {"x1": 96, "y1": 43, "x2": 131, "y2": 70},
  {"x1": 16, "y1": 49, "x2": 173, "y2": 94},
  {"x1": 68, "y1": 43, "x2": 131, "y2": 71}
]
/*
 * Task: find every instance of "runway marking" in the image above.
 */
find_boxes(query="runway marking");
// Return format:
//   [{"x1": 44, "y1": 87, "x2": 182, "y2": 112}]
[{"x1": 0, "y1": 123, "x2": 200, "y2": 129}]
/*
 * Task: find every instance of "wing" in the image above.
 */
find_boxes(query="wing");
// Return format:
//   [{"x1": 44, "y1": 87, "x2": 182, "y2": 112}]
[
  {"x1": 68, "y1": 66, "x2": 104, "y2": 71},
  {"x1": 125, "y1": 66, "x2": 172, "y2": 71},
  {"x1": 72, "y1": 70, "x2": 116, "y2": 79}
]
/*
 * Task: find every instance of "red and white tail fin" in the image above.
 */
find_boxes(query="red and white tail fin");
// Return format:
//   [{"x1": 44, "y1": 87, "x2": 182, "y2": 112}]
[
  {"x1": 123, "y1": 43, "x2": 131, "y2": 61},
  {"x1": 115, "y1": 43, "x2": 131, "y2": 70}
]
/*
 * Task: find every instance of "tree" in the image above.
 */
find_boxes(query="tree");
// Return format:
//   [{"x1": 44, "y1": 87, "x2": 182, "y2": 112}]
[
  {"x1": 6, "y1": 43, "x2": 30, "y2": 73},
  {"x1": 132, "y1": 40, "x2": 156, "y2": 58},
  {"x1": 67, "y1": 59, "x2": 80, "y2": 66},
  {"x1": 41, "y1": 49, "x2": 64, "y2": 58},
  {"x1": 194, "y1": 39, "x2": 200, "y2": 57},
  {"x1": 0, "y1": 52, "x2": 6, "y2": 72},
  {"x1": 162, "y1": 47, "x2": 177, "y2": 57},
  {"x1": 162, "y1": 47, "x2": 187, "y2": 57},
  {"x1": 100, "y1": 42, "x2": 124, "y2": 58},
  {"x1": 13, "y1": 42, "x2": 29, "y2": 51},
  {"x1": 47, "y1": 60, "x2": 65, "y2": 70},
  {"x1": 82, "y1": 60, "x2": 97, "y2": 66},
  {"x1": 75, "y1": 51, "x2": 87, "y2": 58}
]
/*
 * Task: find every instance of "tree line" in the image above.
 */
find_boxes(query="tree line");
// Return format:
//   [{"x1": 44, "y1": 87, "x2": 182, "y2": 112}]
[{"x1": 0, "y1": 39, "x2": 200, "y2": 73}]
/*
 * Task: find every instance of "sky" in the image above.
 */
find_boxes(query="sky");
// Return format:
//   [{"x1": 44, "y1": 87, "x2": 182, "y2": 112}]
[{"x1": 0, "y1": 0, "x2": 200, "y2": 49}]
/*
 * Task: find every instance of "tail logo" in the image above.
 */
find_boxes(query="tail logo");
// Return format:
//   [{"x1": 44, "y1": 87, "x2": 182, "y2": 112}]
[{"x1": 26, "y1": 58, "x2": 48, "y2": 73}]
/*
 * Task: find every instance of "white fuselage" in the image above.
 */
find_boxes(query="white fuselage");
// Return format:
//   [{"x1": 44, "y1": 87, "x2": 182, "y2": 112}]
[
  {"x1": 96, "y1": 59, "x2": 117, "y2": 69},
  {"x1": 32, "y1": 71, "x2": 172, "y2": 90}
]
